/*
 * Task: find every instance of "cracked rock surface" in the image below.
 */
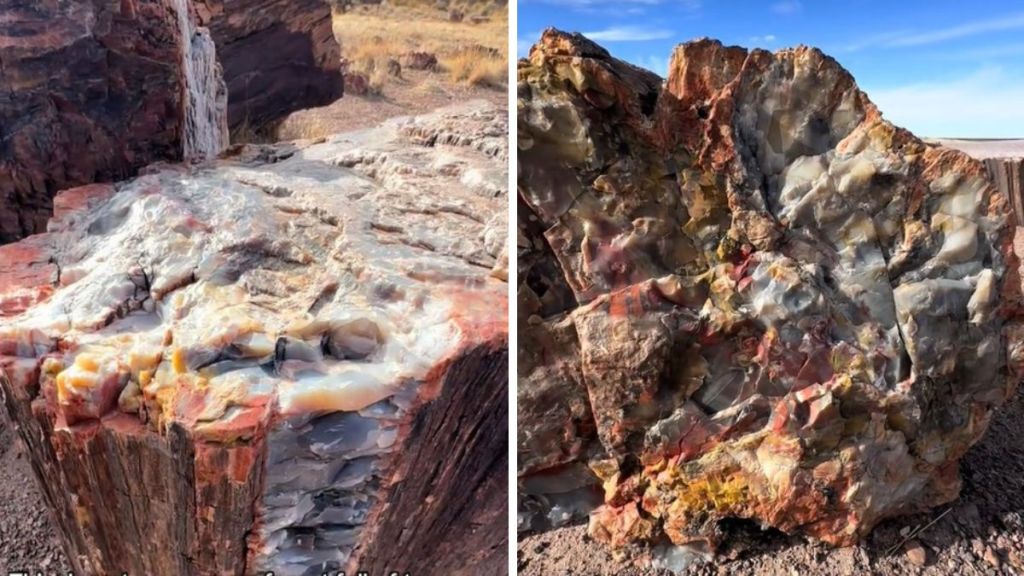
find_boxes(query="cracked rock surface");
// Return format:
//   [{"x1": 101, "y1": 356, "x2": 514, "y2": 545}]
[
  {"x1": 0, "y1": 101, "x2": 508, "y2": 576},
  {"x1": 516, "y1": 29, "x2": 1024, "y2": 568}
]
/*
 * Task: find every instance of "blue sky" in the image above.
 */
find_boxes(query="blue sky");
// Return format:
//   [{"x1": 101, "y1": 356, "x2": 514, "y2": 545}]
[{"x1": 518, "y1": 0, "x2": 1024, "y2": 137}]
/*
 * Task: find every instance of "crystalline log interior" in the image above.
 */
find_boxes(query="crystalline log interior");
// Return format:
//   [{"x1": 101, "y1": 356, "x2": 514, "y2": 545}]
[{"x1": 0, "y1": 103, "x2": 509, "y2": 576}]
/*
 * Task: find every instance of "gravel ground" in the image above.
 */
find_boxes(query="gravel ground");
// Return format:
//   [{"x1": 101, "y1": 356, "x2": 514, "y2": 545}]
[
  {"x1": 271, "y1": 69, "x2": 506, "y2": 141},
  {"x1": 519, "y1": 386, "x2": 1024, "y2": 576},
  {"x1": 0, "y1": 414, "x2": 69, "y2": 574}
]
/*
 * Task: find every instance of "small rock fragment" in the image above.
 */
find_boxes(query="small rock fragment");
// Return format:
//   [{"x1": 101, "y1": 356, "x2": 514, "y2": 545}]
[
  {"x1": 905, "y1": 541, "x2": 928, "y2": 566},
  {"x1": 983, "y1": 546, "x2": 1001, "y2": 568}
]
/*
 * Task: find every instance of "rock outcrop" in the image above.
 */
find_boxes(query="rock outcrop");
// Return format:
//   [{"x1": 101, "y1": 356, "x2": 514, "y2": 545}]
[
  {"x1": 517, "y1": 29, "x2": 1024, "y2": 568},
  {"x1": 195, "y1": 0, "x2": 345, "y2": 131},
  {"x1": 0, "y1": 0, "x2": 195, "y2": 244},
  {"x1": 0, "y1": 101, "x2": 508, "y2": 576}
]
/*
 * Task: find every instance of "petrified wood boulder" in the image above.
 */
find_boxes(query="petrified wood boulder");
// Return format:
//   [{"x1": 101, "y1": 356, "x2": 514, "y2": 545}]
[
  {"x1": 0, "y1": 101, "x2": 508, "y2": 576},
  {"x1": 517, "y1": 29, "x2": 1024, "y2": 565},
  {"x1": 195, "y1": 0, "x2": 346, "y2": 131},
  {"x1": 0, "y1": 0, "x2": 200, "y2": 244}
]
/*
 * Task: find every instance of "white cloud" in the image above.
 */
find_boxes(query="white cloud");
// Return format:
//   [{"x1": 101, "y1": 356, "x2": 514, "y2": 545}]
[
  {"x1": 533, "y1": 0, "x2": 660, "y2": 7},
  {"x1": 582, "y1": 26, "x2": 674, "y2": 42},
  {"x1": 528, "y1": 0, "x2": 699, "y2": 11},
  {"x1": 945, "y1": 42, "x2": 1024, "y2": 60},
  {"x1": 517, "y1": 30, "x2": 545, "y2": 57},
  {"x1": 517, "y1": 37, "x2": 534, "y2": 58},
  {"x1": 748, "y1": 34, "x2": 777, "y2": 45},
  {"x1": 771, "y1": 0, "x2": 801, "y2": 14},
  {"x1": 632, "y1": 54, "x2": 670, "y2": 77},
  {"x1": 888, "y1": 12, "x2": 1024, "y2": 47},
  {"x1": 844, "y1": 12, "x2": 1024, "y2": 52},
  {"x1": 867, "y1": 66, "x2": 1024, "y2": 138}
]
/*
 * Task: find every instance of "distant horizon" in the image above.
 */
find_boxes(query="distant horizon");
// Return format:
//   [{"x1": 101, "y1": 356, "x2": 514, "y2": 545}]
[{"x1": 518, "y1": 1, "x2": 1024, "y2": 139}]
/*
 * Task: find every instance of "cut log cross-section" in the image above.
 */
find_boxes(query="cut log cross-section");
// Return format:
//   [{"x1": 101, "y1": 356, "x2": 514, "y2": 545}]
[{"x1": 0, "y1": 102, "x2": 509, "y2": 576}]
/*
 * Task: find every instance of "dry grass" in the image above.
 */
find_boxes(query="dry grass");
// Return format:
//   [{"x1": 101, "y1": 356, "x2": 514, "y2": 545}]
[
  {"x1": 269, "y1": 1, "x2": 507, "y2": 141},
  {"x1": 331, "y1": 2, "x2": 507, "y2": 90},
  {"x1": 439, "y1": 46, "x2": 505, "y2": 87}
]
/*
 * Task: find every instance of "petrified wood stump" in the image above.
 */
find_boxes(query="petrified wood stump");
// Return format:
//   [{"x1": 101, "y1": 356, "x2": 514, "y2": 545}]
[
  {"x1": 0, "y1": 0, "x2": 192, "y2": 243},
  {"x1": 0, "y1": 102, "x2": 508, "y2": 576},
  {"x1": 194, "y1": 0, "x2": 346, "y2": 132},
  {"x1": 517, "y1": 29, "x2": 1024, "y2": 567},
  {"x1": 0, "y1": 0, "x2": 346, "y2": 245}
]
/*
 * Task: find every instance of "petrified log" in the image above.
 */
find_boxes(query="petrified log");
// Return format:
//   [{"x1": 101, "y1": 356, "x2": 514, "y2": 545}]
[
  {"x1": 0, "y1": 0, "x2": 216, "y2": 244},
  {"x1": 517, "y1": 29, "x2": 1024, "y2": 567},
  {"x1": 983, "y1": 157, "x2": 1024, "y2": 226},
  {"x1": 194, "y1": 0, "x2": 346, "y2": 131},
  {"x1": 0, "y1": 101, "x2": 508, "y2": 575},
  {"x1": 0, "y1": 0, "x2": 346, "y2": 245}
]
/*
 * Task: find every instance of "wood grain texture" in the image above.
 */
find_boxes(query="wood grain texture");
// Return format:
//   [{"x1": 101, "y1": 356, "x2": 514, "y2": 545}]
[{"x1": 351, "y1": 340, "x2": 509, "y2": 576}]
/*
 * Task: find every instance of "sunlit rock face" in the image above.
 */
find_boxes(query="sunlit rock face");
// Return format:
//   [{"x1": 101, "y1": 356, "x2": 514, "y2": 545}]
[
  {"x1": 932, "y1": 140, "x2": 1024, "y2": 227},
  {"x1": 517, "y1": 29, "x2": 1024, "y2": 561},
  {"x1": 0, "y1": 101, "x2": 508, "y2": 576}
]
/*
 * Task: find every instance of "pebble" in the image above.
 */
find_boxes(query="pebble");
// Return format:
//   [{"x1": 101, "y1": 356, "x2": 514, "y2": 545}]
[
  {"x1": 982, "y1": 546, "x2": 1001, "y2": 568},
  {"x1": 905, "y1": 540, "x2": 928, "y2": 566}
]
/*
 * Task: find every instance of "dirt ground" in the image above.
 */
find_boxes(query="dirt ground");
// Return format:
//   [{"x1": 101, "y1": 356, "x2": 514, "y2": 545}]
[
  {"x1": 518, "y1": 385, "x2": 1024, "y2": 576},
  {"x1": 243, "y1": 1, "x2": 508, "y2": 142},
  {"x1": 0, "y1": 416, "x2": 68, "y2": 573},
  {"x1": 274, "y1": 68, "x2": 506, "y2": 139},
  {"x1": 930, "y1": 139, "x2": 1024, "y2": 160}
]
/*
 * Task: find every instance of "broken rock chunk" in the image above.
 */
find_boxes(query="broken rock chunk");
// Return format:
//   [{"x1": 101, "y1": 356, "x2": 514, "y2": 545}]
[{"x1": 516, "y1": 28, "x2": 1024, "y2": 562}]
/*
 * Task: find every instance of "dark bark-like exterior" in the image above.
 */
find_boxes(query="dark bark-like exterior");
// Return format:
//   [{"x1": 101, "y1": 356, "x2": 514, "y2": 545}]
[
  {"x1": 195, "y1": 0, "x2": 345, "y2": 131},
  {"x1": 982, "y1": 158, "x2": 1024, "y2": 226},
  {"x1": 0, "y1": 0, "x2": 345, "y2": 245},
  {"x1": 0, "y1": 357, "x2": 265, "y2": 575},
  {"x1": 351, "y1": 342, "x2": 510, "y2": 576},
  {"x1": 0, "y1": 0, "x2": 186, "y2": 244},
  {"x1": 1, "y1": 343, "x2": 508, "y2": 576}
]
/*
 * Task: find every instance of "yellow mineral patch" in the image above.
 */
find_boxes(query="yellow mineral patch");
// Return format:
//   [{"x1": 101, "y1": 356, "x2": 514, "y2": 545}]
[
  {"x1": 56, "y1": 373, "x2": 68, "y2": 403},
  {"x1": 172, "y1": 348, "x2": 187, "y2": 374},
  {"x1": 667, "y1": 473, "x2": 752, "y2": 518},
  {"x1": 75, "y1": 354, "x2": 100, "y2": 373},
  {"x1": 128, "y1": 348, "x2": 163, "y2": 378},
  {"x1": 156, "y1": 386, "x2": 178, "y2": 426},
  {"x1": 138, "y1": 370, "x2": 153, "y2": 388},
  {"x1": 67, "y1": 373, "x2": 97, "y2": 389},
  {"x1": 41, "y1": 357, "x2": 64, "y2": 378}
]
